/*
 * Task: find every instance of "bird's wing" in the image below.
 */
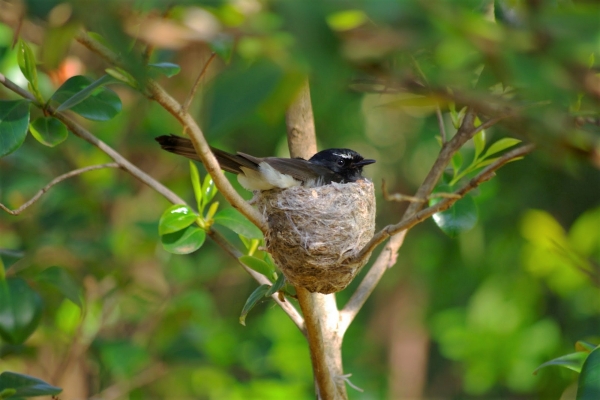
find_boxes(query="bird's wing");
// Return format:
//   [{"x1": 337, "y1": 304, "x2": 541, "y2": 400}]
[{"x1": 257, "y1": 157, "x2": 342, "y2": 184}]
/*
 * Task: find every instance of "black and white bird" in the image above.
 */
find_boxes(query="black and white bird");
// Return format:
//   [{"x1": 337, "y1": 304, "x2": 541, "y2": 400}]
[{"x1": 155, "y1": 134, "x2": 375, "y2": 191}]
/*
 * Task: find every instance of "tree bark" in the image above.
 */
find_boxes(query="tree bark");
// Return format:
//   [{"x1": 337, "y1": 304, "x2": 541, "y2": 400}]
[{"x1": 285, "y1": 80, "x2": 347, "y2": 399}]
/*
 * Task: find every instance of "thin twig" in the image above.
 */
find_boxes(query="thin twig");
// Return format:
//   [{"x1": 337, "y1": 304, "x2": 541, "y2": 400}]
[
  {"x1": 0, "y1": 73, "x2": 302, "y2": 331},
  {"x1": 1, "y1": 163, "x2": 120, "y2": 215},
  {"x1": 382, "y1": 180, "x2": 460, "y2": 203},
  {"x1": 75, "y1": 32, "x2": 266, "y2": 231},
  {"x1": 181, "y1": 52, "x2": 216, "y2": 114},
  {"x1": 339, "y1": 143, "x2": 535, "y2": 333}
]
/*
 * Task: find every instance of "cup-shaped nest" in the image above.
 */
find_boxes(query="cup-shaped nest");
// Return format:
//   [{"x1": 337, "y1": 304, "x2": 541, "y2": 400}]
[{"x1": 256, "y1": 180, "x2": 376, "y2": 294}]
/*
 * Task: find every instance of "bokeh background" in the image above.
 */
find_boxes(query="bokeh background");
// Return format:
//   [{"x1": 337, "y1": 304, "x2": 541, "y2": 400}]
[{"x1": 1, "y1": 0, "x2": 599, "y2": 399}]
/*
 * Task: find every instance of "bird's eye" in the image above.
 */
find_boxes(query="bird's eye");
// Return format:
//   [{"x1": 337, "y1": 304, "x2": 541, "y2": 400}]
[{"x1": 337, "y1": 159, "x2": 346, "y2": 166}]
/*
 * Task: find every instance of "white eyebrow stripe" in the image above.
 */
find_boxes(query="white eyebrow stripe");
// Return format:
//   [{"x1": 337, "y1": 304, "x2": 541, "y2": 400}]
[{"x1": 333, "y1": 153, "x2": 353, "y2": 159}]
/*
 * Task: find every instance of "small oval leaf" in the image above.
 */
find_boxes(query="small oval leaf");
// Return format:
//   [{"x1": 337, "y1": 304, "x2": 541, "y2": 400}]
[
  {"x1": 161, "y1": 225, "x2": 206, "y2": 254},
  {"x1": 431, "y1": 189, "x2": 478, "y2": 238},
  {"x1": 159, "y1": 205, "x2": 197, "y2": 235},
  {"x1": 239, "y1": 255, "x2": 275, "y2": 279},
  {"x1": 0, "y1": 278, "x2": 43, "y2": 344},
  {"x1": 0, "y1": 100, "x2": 31, "y2": 157},
  {"x1": 213, "y1": 208, "x2": 263, "y2": 239},
  {"x1": 17, "y1": 41, "x2": 38, "y2": 89},
  {"x1": 482, "y1": 138, "x2": 521, "y2": 159},
  {"x1": 55, "y1": 74, "x2": 120, "y2": 112},
  {"x1": 148, "y1": 62, "x2": 181, "y2": 78},
  {"x1": 239, "y1": 284, "x2": 270, "y2": 326},
  {"x1": 51, "y1": 75, "x2": 122, "y2": 121},
  {"x1": 29, "y1": 116, "x2": 68, "y2": 147},
  {"x1": 0, "y1": 372, "x2": 62, "y2": 397}
]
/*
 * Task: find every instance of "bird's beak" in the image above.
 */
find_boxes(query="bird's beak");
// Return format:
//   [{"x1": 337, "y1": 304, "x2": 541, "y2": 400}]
[{"x1": 354, "y1": 159, "x2": 376, "y2": 167}]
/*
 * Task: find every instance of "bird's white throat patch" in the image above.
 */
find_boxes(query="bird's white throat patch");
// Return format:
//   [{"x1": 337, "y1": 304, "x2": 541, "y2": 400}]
[{"x1": 237, "y1": 162, "x2": 301, "y2": 190}]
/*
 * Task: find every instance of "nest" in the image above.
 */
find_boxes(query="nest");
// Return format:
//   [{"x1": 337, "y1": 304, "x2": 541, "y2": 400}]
[{"x1": 256, "y1": 180, "x2": 376, "y2": 294}]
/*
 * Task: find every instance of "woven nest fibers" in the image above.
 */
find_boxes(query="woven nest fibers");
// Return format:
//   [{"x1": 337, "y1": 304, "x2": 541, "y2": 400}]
[{"x1": 256, "y1": 180, "x2": 376, "y2": 294}]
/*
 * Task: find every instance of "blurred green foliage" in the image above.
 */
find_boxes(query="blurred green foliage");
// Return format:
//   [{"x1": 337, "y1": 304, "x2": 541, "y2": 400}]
[{"x1": 1, "y1": 0, "x2": 599, "y2": 398}]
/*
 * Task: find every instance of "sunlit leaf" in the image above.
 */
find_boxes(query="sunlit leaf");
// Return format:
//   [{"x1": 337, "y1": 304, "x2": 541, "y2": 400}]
[
  {"x1": 29, "y1": 116, "x2": 68, "y2": 147},
  {"x1": 161, "y1": 225, "x2": 206, "y2": 254},
  {"x1": 148, "y1": 62, "x2": 181, "y2": 78},
  {"x1": 201, "y1": 174, "x2": 217, "y2": 206},
  {"x1": 17, "y1": 41, "x2": 38, "y2": 93},
  {"x1": 239, "y1": 284, "x2": 269, "y2": 326},
  {"x1": 239, "y1": 255, "x2": 275, "y2": 279},
  {"x1": 577, "y1": 347, "x2": 600, "y2": 400},
  {"x1": 158, "y1": 204, "x2": 197, "y2": 235},
  {"x1": 0, "y1": 278, "x2": 43, "y2": 344},
  {"x1": 327, "y1": 9, "x2": 367, "y2": 31},
  {"x1": 474, "y1": 130, "x2": 486, "y2": 158},
  {"x1": 189, "y1": 161, "x2": 203, "y2": 213},
  {"x1": 35, "y1": 266, "x2": 83, "y2": 308},
  {"x1": 482, "y1": 138, "x2": 521, "y2": 159},
  {"x1": 51, "y1": 75, "x2": 122, "y2": 121},
  {"x1": 213, "y1": 208, "x2": 263, "y2": 239},
  {"x1": 0, "y1": 372, "x2": 62, "y2": 397},
  {"x1": 0, "y1": 100, "x2": 30, "y2": 157},
  {"x1": 431, "y1": 188, "x2": 478, "y2": 238}
]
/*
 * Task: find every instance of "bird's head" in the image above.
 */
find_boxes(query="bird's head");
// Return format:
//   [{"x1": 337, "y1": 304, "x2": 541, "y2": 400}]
[{"x1": 309, "y1": 148, "x2": 376, "y2": 182}]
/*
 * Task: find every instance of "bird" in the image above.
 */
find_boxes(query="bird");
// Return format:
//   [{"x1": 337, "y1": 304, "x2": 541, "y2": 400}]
[{"x1": 155, "y1": 134, "x2": 376, "y2": 191}]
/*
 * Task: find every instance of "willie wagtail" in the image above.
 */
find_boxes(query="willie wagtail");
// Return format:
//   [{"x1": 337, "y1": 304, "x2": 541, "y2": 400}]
[{"x1": 155, "y1": 134, "x2": 376, "y2": 191}]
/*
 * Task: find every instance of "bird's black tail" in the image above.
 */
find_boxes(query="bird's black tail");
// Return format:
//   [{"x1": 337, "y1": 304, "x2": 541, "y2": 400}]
[{"x1": 155, "y1": 134, "x2": 257, "y2": 174}]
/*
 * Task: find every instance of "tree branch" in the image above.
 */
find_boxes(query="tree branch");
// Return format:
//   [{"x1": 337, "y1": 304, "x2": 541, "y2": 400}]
[
  {"x1": 285, "y1": 79, "x2": 346, "y2": 400},
  {"x1": 75, "y1": 32, "x2": 266, "y2": 231},
  {"x1": 1, "y1": 163, "x2": 120, "y2": 215},
  {"x1": 0, "y1": 73, "x2": 303, "y2": 332},
  {"x1": 339, "y1": 143, "x2": 535, "y2": 332}
]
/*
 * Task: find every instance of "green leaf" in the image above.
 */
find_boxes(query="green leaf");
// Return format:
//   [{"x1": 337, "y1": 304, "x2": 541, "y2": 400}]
[
  {"x1": 54, "y1": 74, "x2": 120, "y2": 112},
  {"x1": 451, "y1": 151, "x2": 462, "y2": 175},
  {"x1": 0, "y1": 278, "x2": 43, "y2": 345},
  {"x1": 577, "y1": 347, "x2": 600, "y2": 400},
  {"x1": 431, "y1": 188, "x2": 478, "y2": 238},
  {"x1": 265, "y1": 272, "x2": 285, "y2": 296},
  {"x1": 482, "y1": 138, "x2": 521, "y2": 159},
  {"x1": 161, "y1": 225, "x2": 206, "y2": 254},
  {"x1": 0, "y1": 100, "x2": 30, "y2": 157},
  {"x1": 535, "y1": 351, "x2": 588, "y2": 374},
  {"x1": 29, "y1": 116, "x2": 68, "y2": 147},
  {"x1": 148, "y1": 62, "x2": 181, "y2": 78},
  {"x1": 158, "y1": 204, "x2": 197, "y2": 235},
  {"x1": 201, "y1": 174, "x2": 217, "y2": 207},
  {"x1": 210, "y1": 35, "x2": 234, "y2": 63},
  {"x1": 0, "y1": 372, "x2": 62, "y2": 397},
  {"x1": 17, "y1": 41, "x2": 38, "y2": 91},
  {"x1": 189, "y1": 161, "x2": 203, "y2": 213},
  {"x1": 473, "y1": 130, "x2": 486, "y2": 159},
  {"x1": 239, "y1": 255, "x2": 275, "y2": 279},
  {"x1": 51, "y1": 75, "x2": 122, "y2": 121},
  {"x1": 239, "y1": 284, "x2": 270, "y2": 326},
  {"x1": 35, "y1": 266, "x2": 83, "y2": 308},
  {"x1": 213, "y1": 208, "x2": 263, "y2": 239},
  {"x1": 105, "y1": 67, "x2": 137, "y2": 87}
]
